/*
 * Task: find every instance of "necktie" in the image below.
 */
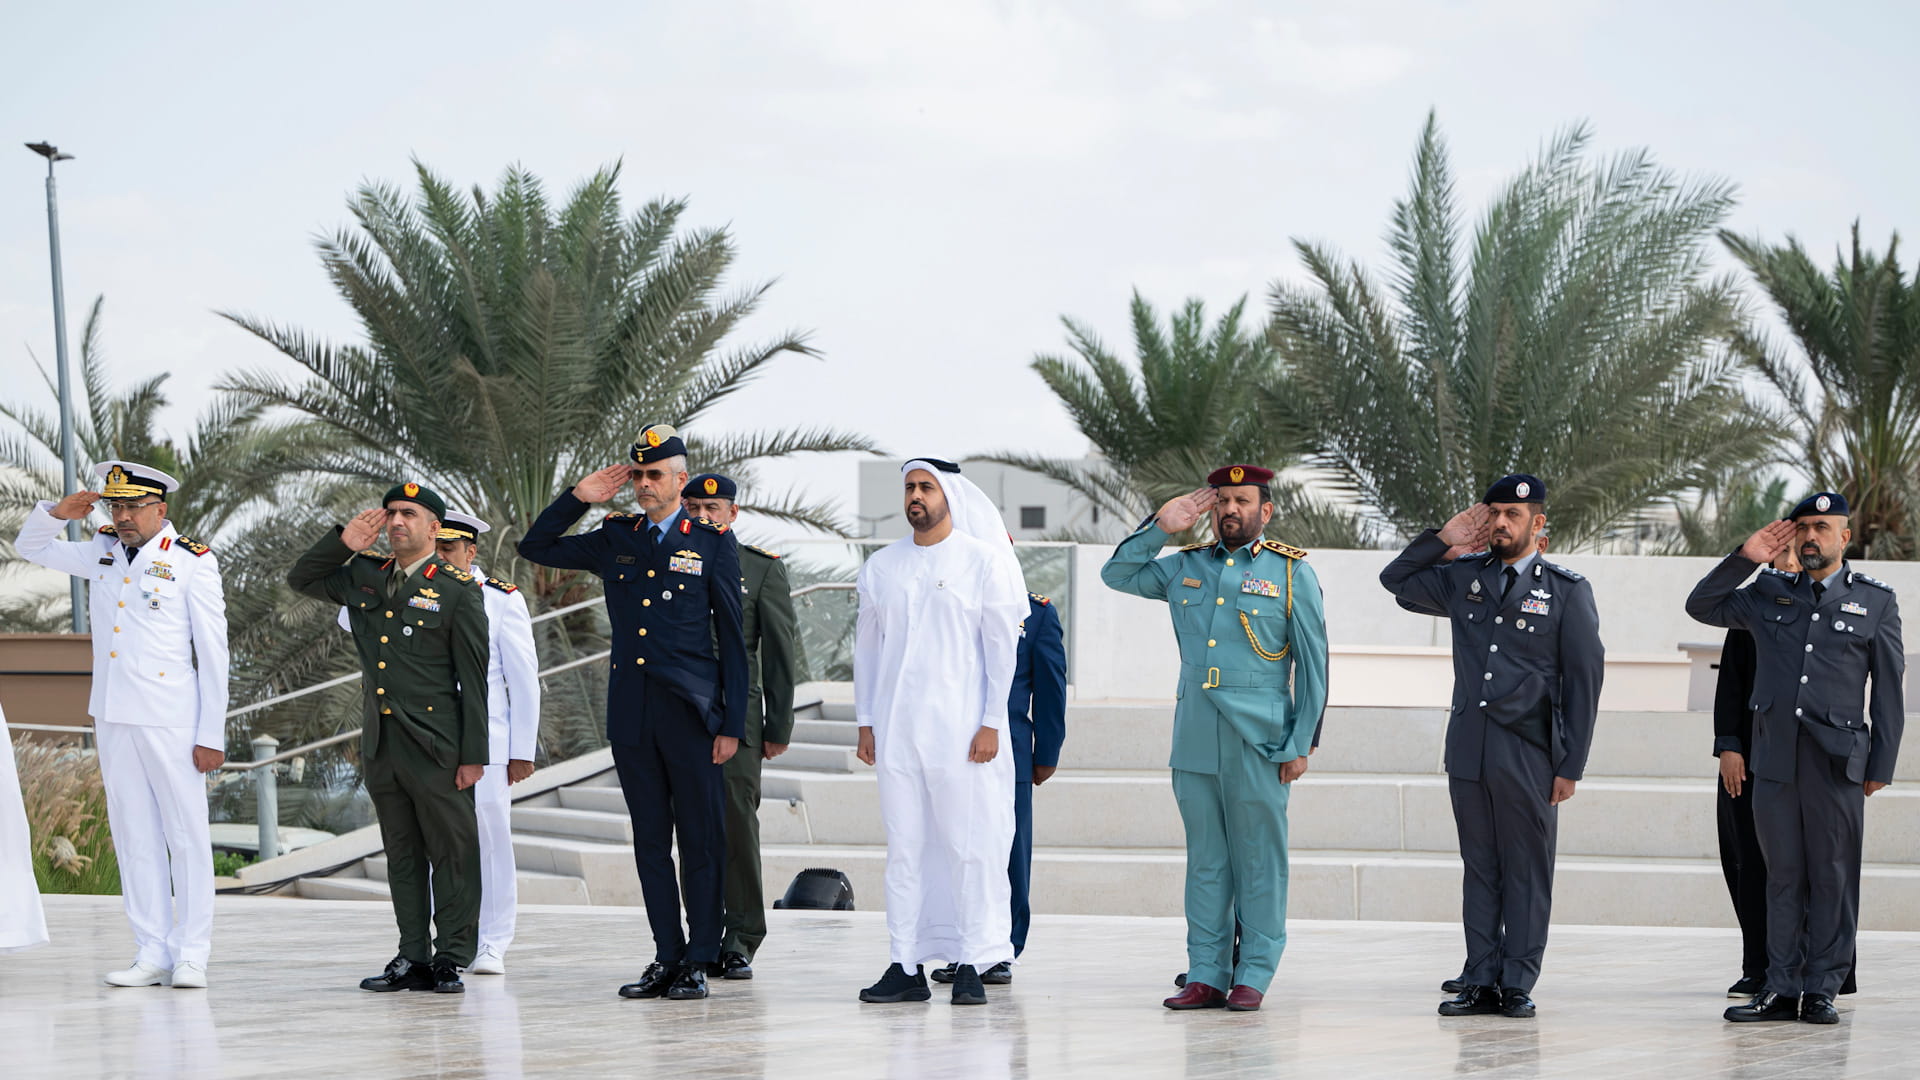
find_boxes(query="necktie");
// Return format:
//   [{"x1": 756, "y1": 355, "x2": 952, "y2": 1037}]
[
  {"x1": 1501, "y1": 565, "x2": 1518, "y2": 602},
  {"x1": 124, "y1": 544, "x2": 141, "y2": 564},
  {"x1": 389, "y1": 566, "x2": 408, "y2": 601},
  {"x1": 650, "y1": 524, "x2": 664, "y2": 549},
  {"x1": 1813, "y1": 581, "x2": 1826, "y2": 605}
]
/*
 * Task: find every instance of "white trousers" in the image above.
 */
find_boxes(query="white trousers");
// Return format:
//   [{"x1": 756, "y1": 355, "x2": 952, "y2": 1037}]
[
  {"x1": 476, "y1": 763, "x2": 517, "y2": 950},
  {"x1": 95, "y1": 722, "x2": 214, "y2": 967}
]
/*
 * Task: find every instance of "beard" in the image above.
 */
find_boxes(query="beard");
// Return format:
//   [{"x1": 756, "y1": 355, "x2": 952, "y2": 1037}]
[
  {"x1": 906, "y1": 500, "x2": 948, "y2": 533},
  {"x1": 1488, "y1": 530, "x2": 1532, "y2": 561},
  {"x1": 1800, "y1": 543, "x2": 1834, "y2": 572},
  {"x1": 1215, "y1": 513, "x2": 1262, "y2": 549}
]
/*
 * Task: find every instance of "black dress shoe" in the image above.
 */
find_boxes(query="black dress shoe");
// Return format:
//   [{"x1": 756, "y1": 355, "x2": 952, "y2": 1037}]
[
  {"x1": 1727, "y1": 975, "x2": 1765, "y2": 998},
  {"x1": 1498, "y1": 987, "x2": 1535, "y2": 1018},
  {"x1": 929, "y1": 963, "x2": 959, "y2": 984},
  {"x1": 666, "y1": 966, "x2": 709, "y2": 1000},
  {"x1": 430, "y1": 958, "x2": 464, "y2": 994},
  {"x1": 1173, "y1": 971, "x2": 1189, "y2": 988},
  {"x1": 719, "y1": 952, "x2": 754, "y2": 980},
  {"x1": 1800, "y1": 993, "x2": 1838, "y2": 1025},
  {"x1": 860, "y1": 963, "x2": 932, "y2": 1003},
  {"x1": 619, "y1": 962, "x2": 679, "y2": 999},
  {"x1": 950, "y1": 964, "x2": 987, "y2": 1006},
  {"x1": 360, "y1": 955, "x2": 433, "y2": 993},
  {"x1": 1725, "y1": 991, "x2": 1799, "y2": 1022},
  {"x1": 1441, "y1": 977, "x2": 1468, "y2": 995},
  {"x1": 1438, "y1": 985, "x2": 1502, "y2": 1016},
  {"x1": 981, "y1": 961, "x2": 1013, "y2": 985}
]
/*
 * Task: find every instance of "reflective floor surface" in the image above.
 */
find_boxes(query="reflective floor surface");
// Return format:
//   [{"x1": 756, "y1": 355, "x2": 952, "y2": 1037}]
[{"x1": 3, "y1": 894, "x2": 1916, "y2": 1078}]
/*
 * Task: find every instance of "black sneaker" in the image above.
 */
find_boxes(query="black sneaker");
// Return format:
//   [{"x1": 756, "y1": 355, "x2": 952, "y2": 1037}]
[
  {"x1": 360, "y1": 955, "x2": 433, "y2": 993},
  {"x1": 929, "y1": 963, "x2": 959, "y2": 984},
  {"x1": 950, "y1": 964, "x2": 987, "y2": 1006},
  {"x1": 430, "y1": 958, "x2": 464, "y2": 994},
  {"x1": 666, "y1": 966, "x2": 709, "y2": 1000},
  {"x1": 981, "y1": 961, "x2": 1013, "y2": 985},
  {"x1": 719, "y1": 952, "x2": 754, "y2": 980},
  {"x1": 860, "y1": 963, "x2": 932, "y2": 1003},
  {"x1": 619, "y1": 962, "x2": 679, "y2": 999}
]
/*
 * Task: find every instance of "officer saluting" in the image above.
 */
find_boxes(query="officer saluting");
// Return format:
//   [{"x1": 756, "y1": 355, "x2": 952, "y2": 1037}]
[
  {"x1": 289, "y1": 482, "x2": 491, "y2": 994},
  {"x1": 1379, "y1": 474, "x2": 1604, "y2": 1020},
  {"x1": 1102, "y1": 465, "x2": 1329, "y2": 1013},
  {"x1": 679, "y1": 472, "x2": 800, "y2": 981},
  {"x1": 1688, "y1": 492, "x2": 1904, "y2": 1026},
  {"x1": 14, "y1": 461, "x2": 229, "y2": 989},
  {"x1": 518, "y1": 425, "x2": 748, "y2": 1001}
]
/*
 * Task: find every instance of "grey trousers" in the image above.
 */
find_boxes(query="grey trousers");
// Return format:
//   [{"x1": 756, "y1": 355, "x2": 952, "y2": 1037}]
[
  {"x1": 1753, "y1": 730, "x2": 1864, "y2": 999},
  {"x1": 1448, "y1": 722, "x2": 1557, "y2": 992}
]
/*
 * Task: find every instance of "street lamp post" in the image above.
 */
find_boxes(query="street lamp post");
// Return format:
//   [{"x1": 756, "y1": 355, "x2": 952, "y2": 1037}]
[{"x1": 25, "y1": 140, "x2": 86, "y2": 634}]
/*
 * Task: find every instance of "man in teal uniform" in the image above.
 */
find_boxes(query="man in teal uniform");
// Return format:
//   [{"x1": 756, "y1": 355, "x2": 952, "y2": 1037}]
[{"x1": 1102, "y1": 465, "x2": 1329, "y2": 1012}]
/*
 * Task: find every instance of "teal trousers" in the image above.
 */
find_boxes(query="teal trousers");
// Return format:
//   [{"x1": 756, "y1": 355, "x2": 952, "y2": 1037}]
[{"x1": 1172, "y1": 726, "x2": 1292, "y2": 994}]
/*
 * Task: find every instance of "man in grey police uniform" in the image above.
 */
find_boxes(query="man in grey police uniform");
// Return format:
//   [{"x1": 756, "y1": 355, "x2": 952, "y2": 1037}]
[
  {"x1": 1379, "y1": 474, "x2": 1604, "y2": 1019},
  {"x1": 1687, "y1": 491, "x2": 1904, "y2": 1026}
]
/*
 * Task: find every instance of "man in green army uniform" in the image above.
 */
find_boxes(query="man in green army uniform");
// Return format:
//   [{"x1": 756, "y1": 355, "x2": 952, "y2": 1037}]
[
  {"x1": 681, "y1": 472, "x2": 800, "y2": 979},
  {"x1": 288, "y1": 482, "x2": 491, "y2": 994},
  {"x1": 1101, "y1": 465, "x2": 1329, "y2": 1012}
]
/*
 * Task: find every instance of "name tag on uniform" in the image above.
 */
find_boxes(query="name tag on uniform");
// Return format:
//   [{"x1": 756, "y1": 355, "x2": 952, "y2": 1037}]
[
  {"x1": 615, "y1": 555, "x2": 637, "y2": 565},
  {"x1": 1774, "y1": 596, "x2": 1794, "y2": 606},
  {"x1": 1842, "y1": 601, "x2": 1868, "y2": 616},
  {"x1": 98, "y1": 555, "x2": 115, "y2": 566},
  {"x1": 1521, "y1": 597, "x2": 1550, "y2": 616},
  {"x1": 407, "y1": 595, "x2": 442, "y2": 612},
  {"x1": 670, "y1": 550, "x2": 703, "y2": 576},
  {"x1": 1181, "y1": 577, "x2": 1202, "y2": 589},
  {"x1": 1240, "y1": 578, "x2": 1280, "y2": 598}
]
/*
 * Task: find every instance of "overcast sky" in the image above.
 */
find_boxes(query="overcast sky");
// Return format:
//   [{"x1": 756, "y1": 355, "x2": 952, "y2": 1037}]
[{"x1": 4, "y1": 0, "x2": 1915, "y2": 545}]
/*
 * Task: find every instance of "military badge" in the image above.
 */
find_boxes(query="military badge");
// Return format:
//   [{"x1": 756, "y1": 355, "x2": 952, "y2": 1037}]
[
  {"x1": 1229, "y1": 466, "x2": 1245, "y2": 484},
  {"x1": 1841, "y1": 601, "x2": 1868, "y2": 616},
  {"x1": 1521, "y1": 597, "x2": 1550, "y2": 616},
  {"x1": 144, "y1": 562, "x2": 175, "y2": 581},
  {"x1": 1240, "y1": 578, "x2": 1280, "y2": 598},
  {"x1": 703, "y1": 477, "x2": 719, "y2": 495},
  {"x1": 404, "y1": 482, "x2": 421, "y2": 498},
  {"x1": 669, "y1": 550, "x2": 704, "y2": 576},
  {"x1": 1530, "y1": 588, "x2": 1551, "y2": 600},
  {"x1": 407, "y1": 595, "x2": 442, "y2": 612}
]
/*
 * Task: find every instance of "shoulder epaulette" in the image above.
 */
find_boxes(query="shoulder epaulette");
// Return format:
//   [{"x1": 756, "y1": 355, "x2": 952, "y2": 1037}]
[
  {"x1": 603, "y1": 512, "x2": 640, "y2": 528},
  {"x1": 174, "y1": 535, "x2": 211, "y2": 557},
  {"x1": 1030, "y1": 592, "x2": 1051, "y2": 606},
  {"x1": 690, "y1": 516, "x2": 728, "y2": 535},
  {"x1": 1852, "y1": 572, "x2": 1895, "y2": 593},
  {"x1": 443, "y1": 566, "x2": 474, "y2": 584},
  {"x1": 743, "y1": 543, "x2": 780, "y2": 560},
  {"x1": 1261, "y1": 539, "x2": 1309, "y2": 559},
  {"x1": 484, "y1": 576, "x2": 518, "y2": 593},
  {"x1": 1178, "y1": 541, "x2": 1212, "y2": 552},
  {"x1": 95, "y1": 524, "x2": 117, "y2": 537},
  {"x1": 1544, "y1": 561, "x2": 1584, "y2": 582},
  {"x1": 353, "y1": 552, "x2": 390, "y2": 567},
  {"x1": 1759, "y1": 566, "x2": 1794, "y2": 579}
]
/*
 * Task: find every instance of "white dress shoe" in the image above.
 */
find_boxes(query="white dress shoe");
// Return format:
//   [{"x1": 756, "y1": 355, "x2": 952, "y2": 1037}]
[
  {"x1": 469, "y1": 946, "x2": 506, "y2": 975},
  {"x1": 104, "y1": 961, "x2": 171, "y2": 987},
  {"x1": 171, "y1": 962, "x2": 208, "y2": 988}
]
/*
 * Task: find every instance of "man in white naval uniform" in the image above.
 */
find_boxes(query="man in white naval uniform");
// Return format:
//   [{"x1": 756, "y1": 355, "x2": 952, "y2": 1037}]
[
  {"x1": 14, "y1": 461, "x2": 228, "y2": 988},
  {"x1": 339, "y1": 509, "x2": 541, "y2": 972}
]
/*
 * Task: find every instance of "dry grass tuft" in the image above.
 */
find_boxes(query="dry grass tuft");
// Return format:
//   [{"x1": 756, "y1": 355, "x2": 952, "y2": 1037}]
[{"x1": 13, "y1": 736, "x2": 120, "y2": 894}]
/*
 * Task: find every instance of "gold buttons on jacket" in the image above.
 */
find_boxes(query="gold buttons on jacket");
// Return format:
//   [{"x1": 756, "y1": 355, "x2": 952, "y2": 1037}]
[
  {"x1": 1226, "y1": 558, "x2": 1235, "y2": 567},
  {"x1": 110, "y1": 651, "x2": 118, "y2": 658},
  {"x1": 377, "y1": 688, "x2": 386, "y2": 695},
  {"x1": 380, "y1": 636, "x2": 389, "y2": 644},
  {"x1": 647, "y1": 570, "x2": 656, "y2": 578},
  {"x1": 123, "y1": 577, "x2": 131, "y2": 584},
  {"x1": 118, "y1": 601, "x2": 125, "y2": 608},
  {"x1": 377, "y1": 662, "x2": 386, "y2": 669},
  {"x1": 643, "y1": 599, "x2": 652, "y2": 607},
  {"x1": 382, "y1": 708, "x2": 392, "y2": 715},
  {"x1": 1207, "y1": 640, "x2": 1217, "y2": 647},
  {"x1": 1216, "y1": 597, "x2": 1224, "y2": 605},
  {"x1": 385, "y1": 611, "x2": 394, "y2": 619},
  {"x1": 638, "y1": 629, "x2": 647, "y2": 636},
  {"x1": 637, "y1": 658, "x2": 647, "y2": 666}
]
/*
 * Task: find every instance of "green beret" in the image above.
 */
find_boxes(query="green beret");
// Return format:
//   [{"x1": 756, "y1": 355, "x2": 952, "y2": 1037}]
[{"x1": 383, "y1": 481, "x2": 447, "y2": 522}]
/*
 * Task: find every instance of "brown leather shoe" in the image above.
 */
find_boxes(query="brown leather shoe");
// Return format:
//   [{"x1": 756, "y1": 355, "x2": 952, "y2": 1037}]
[
  {"x1": 1164, "y1": 981, "x2": 1227, "y2": 1010},
  {"x1": 1225, "y1": 985, "x2": 1264, "y2": 1011}
]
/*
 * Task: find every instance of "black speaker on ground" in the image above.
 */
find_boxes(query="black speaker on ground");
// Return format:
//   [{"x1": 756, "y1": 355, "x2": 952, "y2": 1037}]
[{"x1": 772, "y1": 868, "x2": 855, "y2": 911}]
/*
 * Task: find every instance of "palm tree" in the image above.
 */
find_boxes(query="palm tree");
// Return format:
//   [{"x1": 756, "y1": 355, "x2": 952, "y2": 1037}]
[
  {"x1": 0, "y1": 297, "x2": 293, "y2": 631},
  {"x1": 982, "y1": 291, "x2": 1371, "y2": 548},
  {"x1": 213, "y1": 161, "x2": 877, "y2": 757},
  {"x1": 1721, "y1": 224, "x2": 1920, "y2": 559},
  {"x1": 1265, "y1": 113, "x2": 1778, "y2": 550},
  {"x1": 1659, "y1": 474, "x2": 1794, "y2": 557}
]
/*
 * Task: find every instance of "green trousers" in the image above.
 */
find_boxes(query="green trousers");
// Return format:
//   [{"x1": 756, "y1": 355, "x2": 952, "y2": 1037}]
[
  {"x1": 1172, "y1": 721, "x2": 1292, "y2": 995},
  {"x1": 364, "y1": 728, "x2": 480, "y2": 967},
  {"x1": 721, "y1": 745, "x2": 767, "y2": 959}
]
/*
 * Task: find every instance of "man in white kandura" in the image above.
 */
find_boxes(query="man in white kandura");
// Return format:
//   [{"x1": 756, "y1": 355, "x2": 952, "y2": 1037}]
[
  {"x1": 335, "y1": 508, "x2": 540, "y2": 974},
  {"x1": 2, "y1": 703, "x2": 50, "y2": 954},
  {"x1": 855, "y1": 457, "x2": 1027, "y2": 1007},
  {"x1": 14, "y1": 461, "x2": 228, "y2": 987}
]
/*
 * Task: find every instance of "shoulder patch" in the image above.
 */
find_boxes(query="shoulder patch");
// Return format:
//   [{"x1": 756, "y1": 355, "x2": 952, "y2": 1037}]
[
  {"x1": 602, "y1": 511, "x2": 639, "y2": 528},
  {"x1": 1178, "y1": 541, "x2": 1212, "y2": 552},
  {"x1": 484, "y1": 576, "x2": 518, "y2": 593},
  {"x1": 353, "y1": 551, "x2": 390, "y2": 566},
  {"x1": 442, "y1": 566, "x2": 474, "y2": 584},
  {"x1": 95, "y1": 524, "x2": 118, "y2": 537},
  {"x1": 175, "y1": 535, "x2": 211, "y2": 557},
  {"x1": 1030, "y1": 592, "x2": 1051, "y2": 606},
  {"x1": 1261, "y1": 539, "x2": 1309, "y2": 559},
  {"x1": 691, "y1": 516, "x2": 727, "y2": 535},
  {"x1": 1544, "y1": 561, "x2": 1584, "y2": 582},
  {"x1": 1853, "y1": 572, "x2": 1895, "y2": 593},
  {"x1": 1759, "y1": 566, "x2": 1794, "y2": 579},
  {"x1": 743, "y1": 543, "x2": 780, "y2": 560}
]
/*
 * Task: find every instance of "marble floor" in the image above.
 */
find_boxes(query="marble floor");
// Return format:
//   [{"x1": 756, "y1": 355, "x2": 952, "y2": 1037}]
[{"x1": 2, "y1": 895, "x2": 1915, "y2": 1079}]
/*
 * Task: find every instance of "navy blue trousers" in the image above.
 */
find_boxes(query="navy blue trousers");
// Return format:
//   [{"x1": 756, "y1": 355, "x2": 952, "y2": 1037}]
[
  {"x1": 611, "y1": 691, "x2": 727, "y2": 967},
  {"x1": 1010, "y1": 779, "x2": 1033, "y2": 956}
]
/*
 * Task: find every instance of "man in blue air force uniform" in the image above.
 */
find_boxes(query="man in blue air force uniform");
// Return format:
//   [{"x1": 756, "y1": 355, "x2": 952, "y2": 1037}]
[
  {"x1": 1379, "y1": 474, "x2": 1604, "y2": 1020},
  {"x1": 1101, "y1": 464, "x2": 1328, "y2": 1013}
]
